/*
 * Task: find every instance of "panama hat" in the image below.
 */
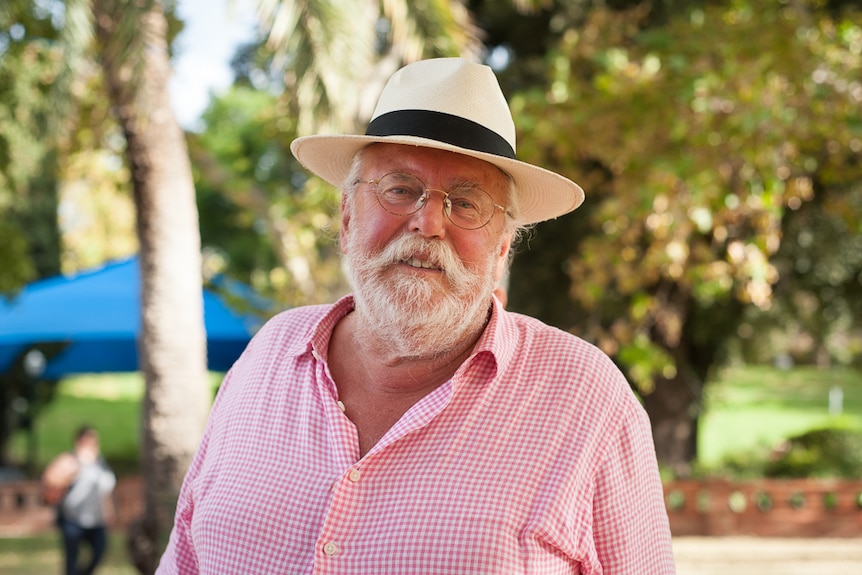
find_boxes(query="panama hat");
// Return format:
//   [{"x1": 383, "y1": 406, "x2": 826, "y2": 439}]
[{"x1": 290, "y1": 58, "x2": 584, "y2": 225}]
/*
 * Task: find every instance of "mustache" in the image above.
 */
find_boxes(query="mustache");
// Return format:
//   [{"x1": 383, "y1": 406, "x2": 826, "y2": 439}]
[{"x1": 365, "y1": 235, "x2": 469, "y2": 285}]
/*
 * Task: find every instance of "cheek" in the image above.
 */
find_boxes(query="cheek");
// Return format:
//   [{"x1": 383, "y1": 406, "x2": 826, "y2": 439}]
[
  {"x1": 346, "y1": 214, "x2": 409, "y2": 258},
  {"x1": 457, "y1": 234, "x2": 507, "y2": 275}
]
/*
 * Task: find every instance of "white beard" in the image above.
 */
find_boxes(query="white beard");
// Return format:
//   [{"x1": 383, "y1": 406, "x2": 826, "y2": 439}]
[{"x1": 342, "y1": 232, "x2": 498, "y2": 359}]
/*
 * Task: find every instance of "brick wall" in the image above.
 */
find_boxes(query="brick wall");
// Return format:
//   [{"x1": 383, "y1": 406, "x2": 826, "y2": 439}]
[
  {"x1": 0, "y1": 476, "x2": 143, "y2": 536},
  {"x1": 2, "y1": 476, "x2": 861, "y2": 537},
  {"x1": 664, "y1": 478, "x2": 862, "y2": 537}
]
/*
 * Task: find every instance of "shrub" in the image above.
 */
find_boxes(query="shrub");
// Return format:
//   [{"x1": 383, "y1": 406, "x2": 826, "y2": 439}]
[{"x1": 764, "y1": 427, "x2": 862, "y2": 479}]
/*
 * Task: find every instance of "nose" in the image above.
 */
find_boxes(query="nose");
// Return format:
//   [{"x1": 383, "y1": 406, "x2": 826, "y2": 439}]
[{"x1": 407, "y1": 190, "x2": 449, "y2": 238}]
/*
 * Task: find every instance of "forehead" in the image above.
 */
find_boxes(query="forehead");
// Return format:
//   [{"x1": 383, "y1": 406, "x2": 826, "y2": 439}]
[{"x1": 361, "y1": 144, "x2": 510, "y2": 190}]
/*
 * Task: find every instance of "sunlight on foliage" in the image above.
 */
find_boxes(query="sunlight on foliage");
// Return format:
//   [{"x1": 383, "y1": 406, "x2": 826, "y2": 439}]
[{"x1": 515, "y1": 0, "x2": 862, "y2": 393}]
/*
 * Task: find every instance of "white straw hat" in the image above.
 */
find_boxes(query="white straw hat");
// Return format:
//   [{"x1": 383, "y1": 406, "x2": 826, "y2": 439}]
[{"x1": 290, "y1": 58, "x2": 584, "y2": 225}]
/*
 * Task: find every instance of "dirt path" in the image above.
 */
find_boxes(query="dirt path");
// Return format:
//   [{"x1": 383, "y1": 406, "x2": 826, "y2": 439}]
[{"x1": 673, "y1": 537, "x2": 862, "y2": 575}]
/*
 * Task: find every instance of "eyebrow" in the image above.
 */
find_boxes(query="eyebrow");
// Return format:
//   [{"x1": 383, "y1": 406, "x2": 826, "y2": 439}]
[
  {"x1": 384, "y1": 171, "x2": 486, "y2": 190},
  {"x1": 448, "y1": 178, "x2": 482, "y2": 189}
]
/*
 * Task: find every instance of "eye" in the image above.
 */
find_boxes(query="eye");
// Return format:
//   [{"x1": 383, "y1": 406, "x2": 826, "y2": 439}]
[
  {"x1": 448, "y1": 190, "x2": 482, "y2": 213},
  {"x1": 386, "y1": 185, "x2": 417, "y2": 197},
  {"x1": 382, "y1": 184, "x2": 423, "y2": 203},
  {"x1": 377, "y1": 173, "x2": 423, "y2": 203}
]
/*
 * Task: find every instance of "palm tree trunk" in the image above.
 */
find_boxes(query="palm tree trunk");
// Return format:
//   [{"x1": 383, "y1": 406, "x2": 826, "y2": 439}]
[{"x1": 92, "y1": 1, "x2": 210, "y2": 572}]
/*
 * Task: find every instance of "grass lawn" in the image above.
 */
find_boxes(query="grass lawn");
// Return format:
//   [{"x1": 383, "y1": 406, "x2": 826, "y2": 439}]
[
  {"x1": 698, "y1": 365, "x2": 862, "y2": 469},
  {"x1": 8, "y1": 373, "x2": 147, "y2": 476},
  {"x1": 0, "y1": 533, "x2": 136, "y2": 575},
  {"x1": 7, "y1": 372, "x2": 224, "y2": 475}
]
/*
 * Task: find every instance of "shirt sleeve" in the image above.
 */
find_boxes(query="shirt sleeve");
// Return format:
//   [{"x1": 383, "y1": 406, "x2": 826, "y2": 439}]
[
  {"x1": 156, "y1": 399, "x2": 217, "y2": 575},
  {"x1": 155, "y1": 433, "x2": 206, "y2": 575},
  {"x1": 591, "y1": 401, "x2": 676, "y2": 574},
  {"x1": 97, "y1": 460, "x2": 117, "y2": 496}
]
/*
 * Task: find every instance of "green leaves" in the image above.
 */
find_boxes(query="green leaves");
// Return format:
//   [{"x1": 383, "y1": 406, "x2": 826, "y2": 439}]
[
  {"x1": 516, "y1": 0, "x2": 862, "y2": 391},
  {"x1": 193, "y1": 85, "x2": 343, "y2": 307}
]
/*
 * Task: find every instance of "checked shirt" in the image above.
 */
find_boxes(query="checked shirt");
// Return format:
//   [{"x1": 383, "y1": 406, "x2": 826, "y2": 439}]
[{"x1": 157, "y1": 295, "x2": 676, "y2": 574}]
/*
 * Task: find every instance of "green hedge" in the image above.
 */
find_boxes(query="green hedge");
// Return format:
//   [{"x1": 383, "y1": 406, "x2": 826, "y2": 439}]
[{"x1": 764, "y1": 427, "x2": 862, "y2": 479}]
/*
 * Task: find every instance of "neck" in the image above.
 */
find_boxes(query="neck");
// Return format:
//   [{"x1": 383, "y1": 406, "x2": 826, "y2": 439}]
[
  {"x1": 362, "y1": 312, "x2": 483, "y2": 382},
  {"x1": 327, "y1": 302, "x2": 490, "y2": 457},
  {"x1": 336, "y1": 300, "x2": 490, "y2": 393}
]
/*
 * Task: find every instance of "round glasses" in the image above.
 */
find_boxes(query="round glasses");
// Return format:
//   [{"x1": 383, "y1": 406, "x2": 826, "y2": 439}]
[{"x1": 362, "y1": 172, "x2": 508, "y2": 230}]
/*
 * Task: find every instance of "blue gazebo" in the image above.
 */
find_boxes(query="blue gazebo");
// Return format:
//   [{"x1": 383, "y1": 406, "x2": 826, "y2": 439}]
[{"x1": 0, "y1": 257, "x2": 267, "y2": 378}]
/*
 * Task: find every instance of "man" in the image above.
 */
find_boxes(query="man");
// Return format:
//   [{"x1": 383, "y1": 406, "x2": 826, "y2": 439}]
[
  {"x1": 157, "y1": 58, "x2": 675, "y2": 574},
  {"x1": 43, "y1": 426, "x2": 116, "y2": 575}
]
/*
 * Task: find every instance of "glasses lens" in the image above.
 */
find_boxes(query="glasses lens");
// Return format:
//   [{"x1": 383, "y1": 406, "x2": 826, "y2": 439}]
[
  {"x1": 373, "y1": 173, "x2": 499, "y2": 230},
  {"x1": 446, "y1": 187, "x2": 496, "y2": 229},
  {"x1": 376, "y1": 173, "x2": 426, "y2": 215}
]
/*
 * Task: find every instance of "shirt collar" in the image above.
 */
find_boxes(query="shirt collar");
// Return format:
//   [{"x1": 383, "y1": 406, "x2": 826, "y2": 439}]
[
  {"x1": 282, "y1": 295, "x2": 356, "y2": 360},
  {"x1": 462, "y1": 295, "x2": 518, "y2": 382},
  {"x1": 289, "y1": 294, "x2": 518, "y2": 383}
]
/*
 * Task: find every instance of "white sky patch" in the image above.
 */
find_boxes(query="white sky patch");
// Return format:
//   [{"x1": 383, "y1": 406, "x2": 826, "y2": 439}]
[{"x1": 169, "y1": 0, "x2": 258, "y2": 130}]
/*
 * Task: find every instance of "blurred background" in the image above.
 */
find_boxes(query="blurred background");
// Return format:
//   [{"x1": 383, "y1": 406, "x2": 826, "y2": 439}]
[{"x1": 0, "y1": 0, "x2": 860, "y2": 573}]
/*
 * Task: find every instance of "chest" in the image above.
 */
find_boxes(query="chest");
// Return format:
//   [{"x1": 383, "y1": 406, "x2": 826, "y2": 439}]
[{"x1": 189, "y1": 371, "x2": 602, "y2": 574}]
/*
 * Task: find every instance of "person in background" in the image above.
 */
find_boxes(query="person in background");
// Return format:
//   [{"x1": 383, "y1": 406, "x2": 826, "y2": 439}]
[
  {"x1": 43, "y1": 426, "x2": 116, "y2": 575},
  {"x1": 157, "y1": 57, "x2": 675, "y2": 574}
]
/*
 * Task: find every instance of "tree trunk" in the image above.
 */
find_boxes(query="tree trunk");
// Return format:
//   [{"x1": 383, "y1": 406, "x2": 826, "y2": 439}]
[
  {"x1": 642, "y1": 291, "x2": 744, "y2": 476},
  {"x1": 641, "y1": 367, "x2": 702, "y2": 477},
  {"x1": 92, "y1": 2, "x2": 210, "y2": 572}
]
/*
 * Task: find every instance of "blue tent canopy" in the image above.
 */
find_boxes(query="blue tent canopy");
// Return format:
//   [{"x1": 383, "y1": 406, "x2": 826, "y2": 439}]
[{"x1": 0, "y1": 257, "x2": 266, "y2": 378}]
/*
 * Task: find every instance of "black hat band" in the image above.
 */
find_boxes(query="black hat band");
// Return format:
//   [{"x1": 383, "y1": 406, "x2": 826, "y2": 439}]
[{"x1": 366, "y1": 109, "x2": 515, "y2": 159}]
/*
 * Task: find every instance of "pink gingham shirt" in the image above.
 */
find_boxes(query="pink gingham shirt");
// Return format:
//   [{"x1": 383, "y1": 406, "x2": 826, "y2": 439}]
[{"x1": 157, "y1": 295, "x2": 675, "y2": 574}]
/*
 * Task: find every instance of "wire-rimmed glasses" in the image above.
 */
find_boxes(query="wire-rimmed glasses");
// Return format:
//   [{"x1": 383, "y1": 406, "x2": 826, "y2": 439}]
[{"x1": 362, "y1": 172, "x2": 508, "y2": 230}]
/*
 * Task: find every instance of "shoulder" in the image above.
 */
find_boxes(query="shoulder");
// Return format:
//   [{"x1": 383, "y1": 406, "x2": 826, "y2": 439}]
[
  {"x1": 255, "y1": 303, "x2": 334, "y2": 340},
  {"x1": 43, "y1": 452, "x2": 78, "y2": 480},
  {"x1": 217, "y1": 301, "x2": 340, "y2": 392},
  {"x1": 237, "y1": 302, "x2": 335, "y2": 358},
  {"x1": 41, "y1": 452, "x2": 78, "y2": 504},
  {"x1": 493, "y1": 309, "x2": 637, "y2": 414},
  {"x1": 498, "y1": 310, "x2": 623, "y2": 379}
]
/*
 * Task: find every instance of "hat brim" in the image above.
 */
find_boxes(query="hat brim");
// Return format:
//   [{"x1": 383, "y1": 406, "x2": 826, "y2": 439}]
[{"x1": 290, "y1": 134, "x2": 584, "y2": 225}]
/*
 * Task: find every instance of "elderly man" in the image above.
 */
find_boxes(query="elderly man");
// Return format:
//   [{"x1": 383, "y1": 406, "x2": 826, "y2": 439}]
[{"x1": 157, "y1": 58, "x2": 675, "y2": 574}]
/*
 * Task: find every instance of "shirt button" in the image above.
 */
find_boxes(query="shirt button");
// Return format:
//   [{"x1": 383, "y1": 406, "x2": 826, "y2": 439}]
[
  {"x1": 323, "y1": 541, "x2": 339, "y2": 556},
  {"x1": 312, "y1": 349, "x2": 322, "y2": 360},
  {"x1": 347, "y1": 469, "x2": 361, "y2": 483}
]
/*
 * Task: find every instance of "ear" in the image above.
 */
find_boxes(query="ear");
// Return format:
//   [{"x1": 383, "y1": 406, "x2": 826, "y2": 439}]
[
  {"x1": 340, "y1": 193, "x2": 350, "y2": 254},
  {"x1": 493, "y1": 235, "x2": 512, "y2": 284}
]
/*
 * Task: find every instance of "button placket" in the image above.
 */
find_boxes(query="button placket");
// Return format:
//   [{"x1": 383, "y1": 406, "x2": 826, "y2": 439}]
[{"x1": 315, "y1": 464, "x2": 368, "y2": 568}]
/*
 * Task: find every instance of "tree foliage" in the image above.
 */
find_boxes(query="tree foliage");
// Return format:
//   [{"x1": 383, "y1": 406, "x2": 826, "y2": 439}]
[
  {"x1": 189, "y1": 0, "x2": 486, "y2": 309},
  {"x1": 755, "y1": 179, "x2": 862, "y2": 366},
  {"x1": 0, "y1": 0, "x2": 143, "y2": 282},
  {"x1": 192, "y1": 85, "x2": 345, "y2": 307},
  {"x1": 0, "y1": 0, "x2": 68, "y2": 290},
  {"x1": 510, "y1": 0, "x2": 862, "y2": 468},
  {"x1": 765, "y1": 426, "x2": 862, "y2": 479},
  {"x1": 256, "y1": 0, "x2": 481, "y2": 135}
]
